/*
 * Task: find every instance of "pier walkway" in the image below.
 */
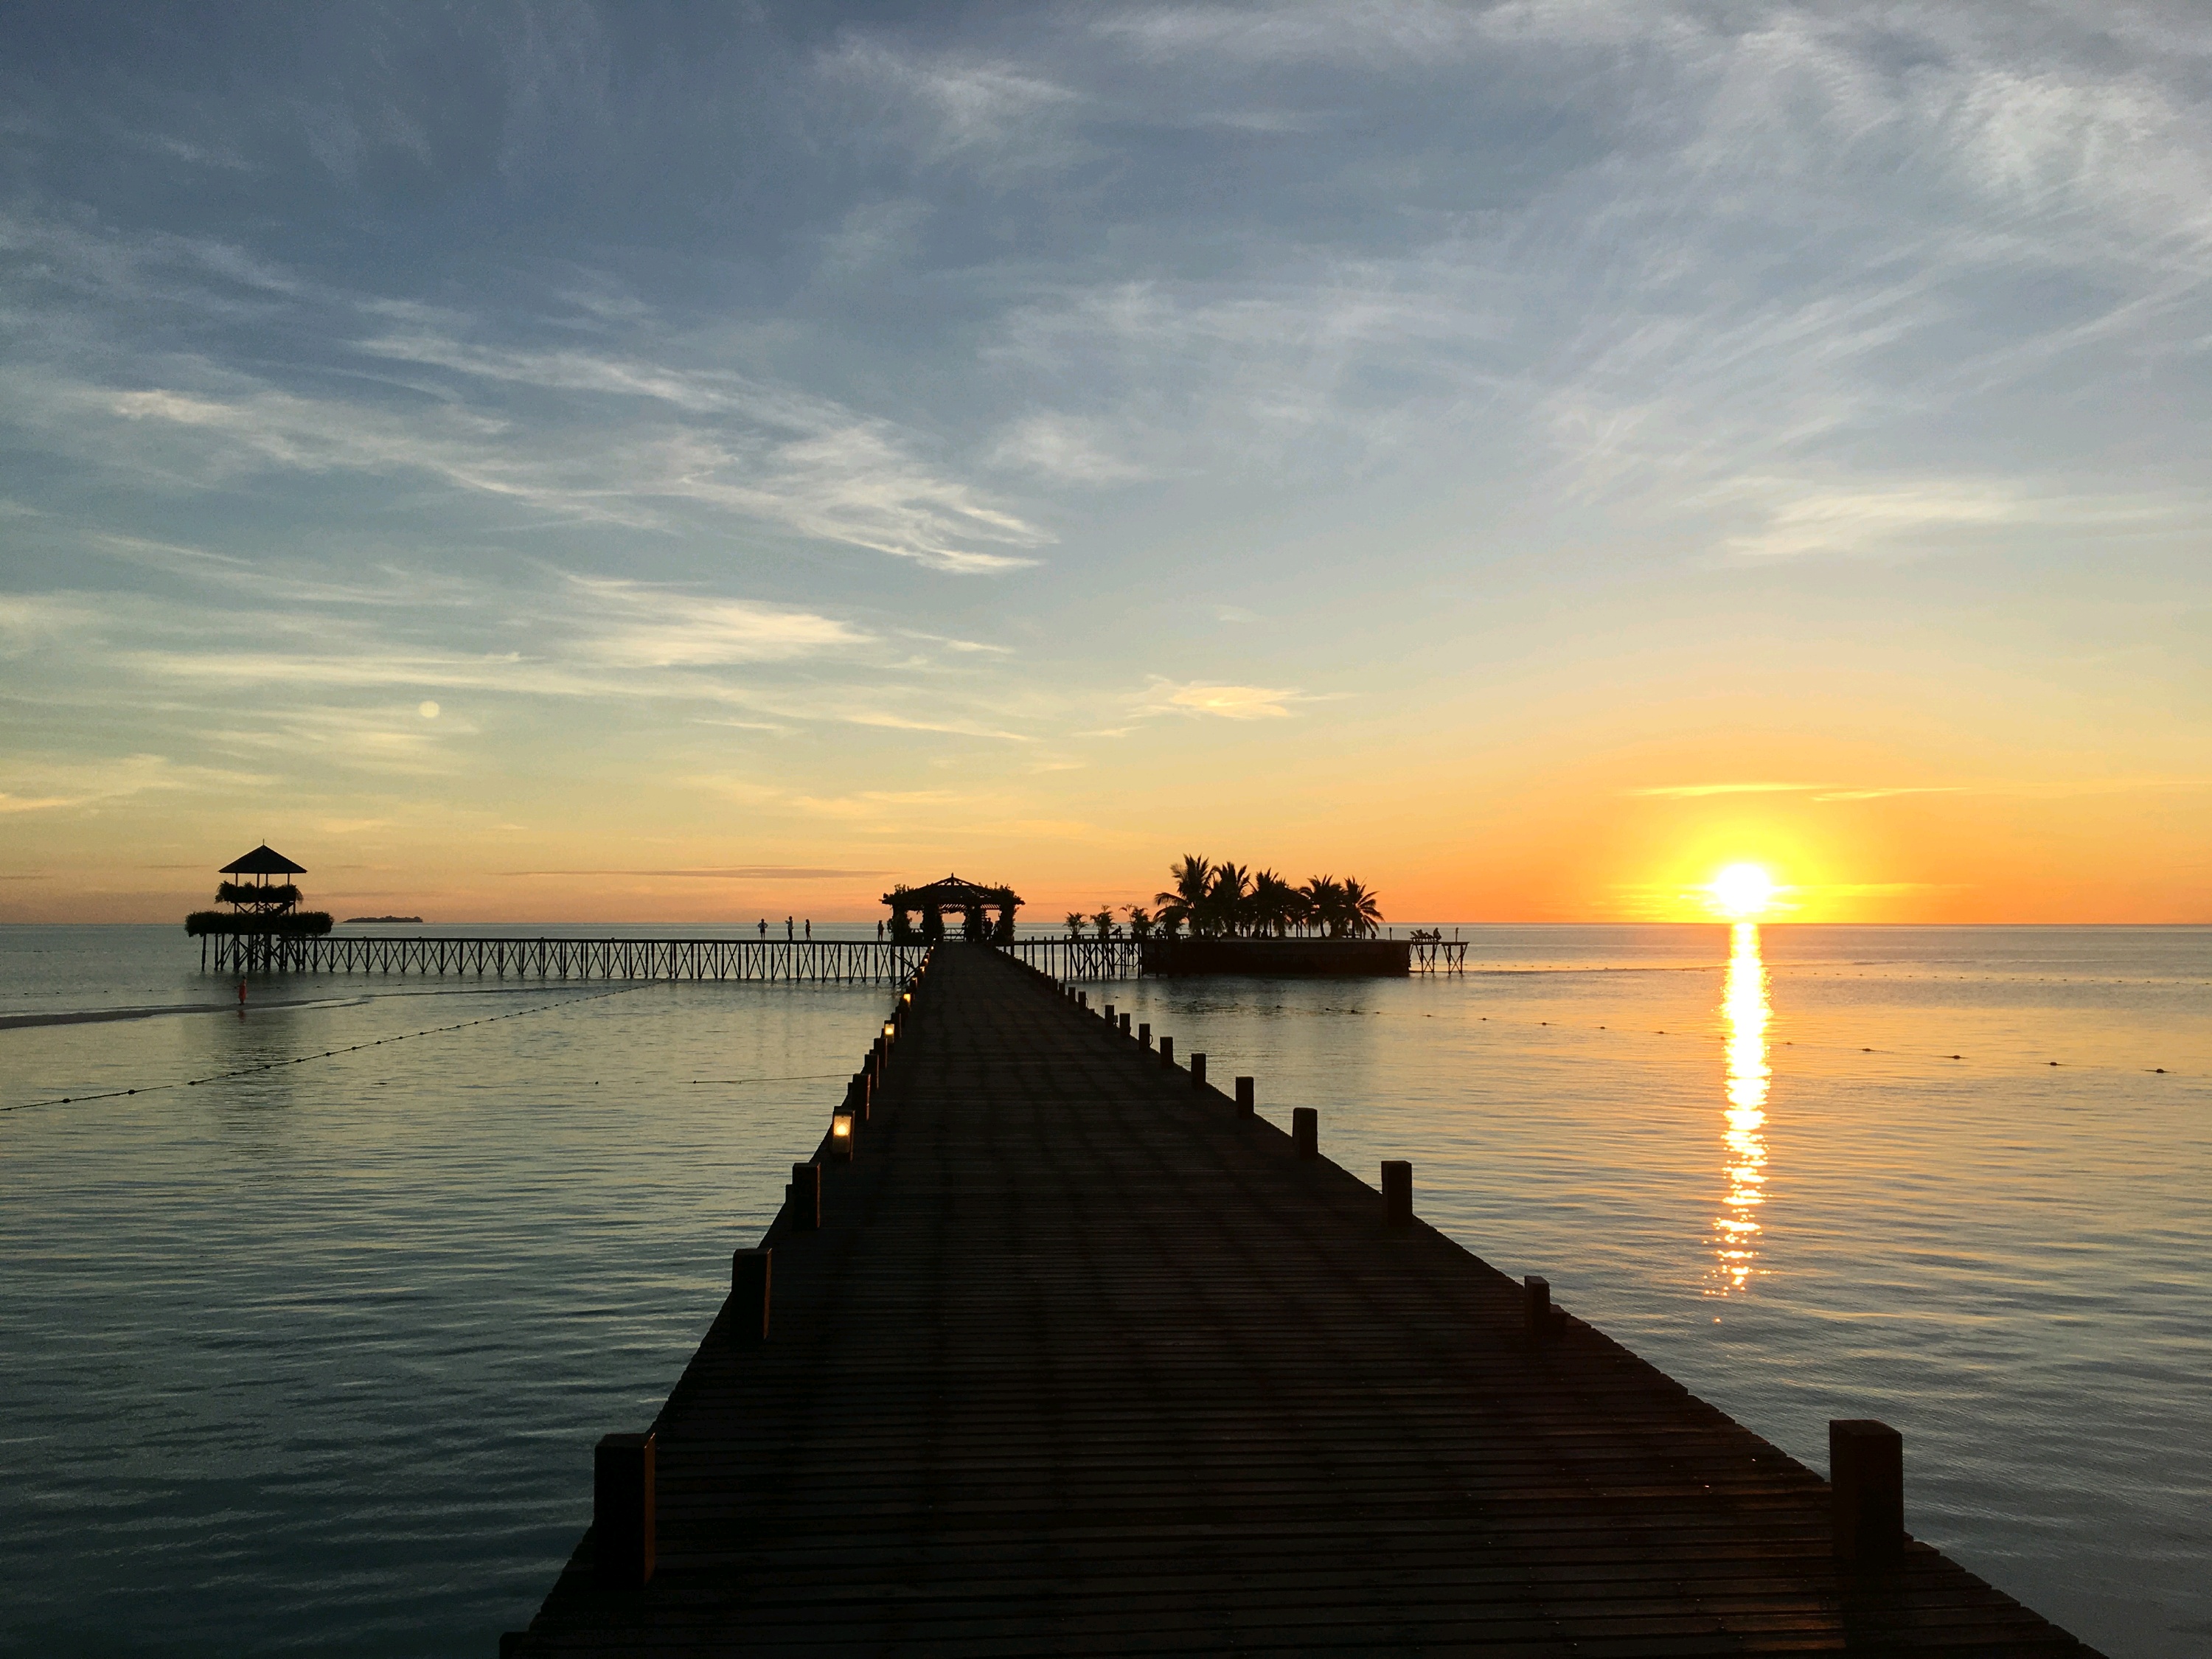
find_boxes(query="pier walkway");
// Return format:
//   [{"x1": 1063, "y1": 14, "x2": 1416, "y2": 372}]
[{"x1": 506, "y1": 945, "x2": 2095, "y2": 1657}]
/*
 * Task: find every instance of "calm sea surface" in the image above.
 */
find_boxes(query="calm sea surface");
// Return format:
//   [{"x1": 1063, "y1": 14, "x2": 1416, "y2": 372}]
[{"x1": 1, "y1": 923, "x2": 2205, "y2": 1657}]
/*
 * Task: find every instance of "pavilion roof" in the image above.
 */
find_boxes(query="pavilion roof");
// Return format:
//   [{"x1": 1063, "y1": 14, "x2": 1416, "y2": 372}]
[
  {"x1": 883, "y1": 872, "x2": 1022, "y2": 906},
  {"x1": 220, "y1": 844, "x2": 307, "y2": 876}
]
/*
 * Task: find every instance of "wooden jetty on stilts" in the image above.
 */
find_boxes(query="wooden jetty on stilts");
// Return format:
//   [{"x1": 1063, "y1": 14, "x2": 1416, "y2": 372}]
[{"x1": 503, "y1": 945, "x2": 2098, "y2": 1657}]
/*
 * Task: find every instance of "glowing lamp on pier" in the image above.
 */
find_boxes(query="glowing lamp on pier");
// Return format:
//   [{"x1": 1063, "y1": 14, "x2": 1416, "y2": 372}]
[
  {"x1": 830, "y1": 1111, "x2": 855, "y2": 1159},
  {"x1": 882, "y1": 1020, "x2": 897, "y2": 1040}
]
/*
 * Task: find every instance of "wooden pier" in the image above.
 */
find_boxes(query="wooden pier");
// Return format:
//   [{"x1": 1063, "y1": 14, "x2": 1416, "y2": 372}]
[
  {"x1": 203, "y1": 933, "x2": 1460, "y2": 981},
  {"x1": 203, "y1": 933, "x2": 928, "y2": 982},
  {"x1": 504, "y1": 945, "x2": 2096, "y2": 1657}
]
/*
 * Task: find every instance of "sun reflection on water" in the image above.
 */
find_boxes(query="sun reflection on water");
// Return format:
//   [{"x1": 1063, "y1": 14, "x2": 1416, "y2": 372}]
[{"x1": 1711, "y1": 920, "x2": 1770, "y2": 1294}]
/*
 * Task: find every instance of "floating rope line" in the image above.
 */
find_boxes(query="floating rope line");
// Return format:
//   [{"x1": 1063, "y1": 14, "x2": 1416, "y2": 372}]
[
  {"x1": 1, "y1": 983, "x2": 658, "y2": 1116},
  {"x1": 686, "y1": 1073, "x2": 852, "y2": 1086},
  {"x1": 1445, "y1": 1011, "x2": 2192, "y2": 1077}
]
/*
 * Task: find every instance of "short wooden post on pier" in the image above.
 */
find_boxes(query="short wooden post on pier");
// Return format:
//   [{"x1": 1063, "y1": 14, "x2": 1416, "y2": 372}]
[
  {"x1": 1103, "y1": 1003, "x2": 1114, "y2": 1024},
  {"x1": 829, "y1": 1110, "x2": 855, "y2": 1160},
  {"x1": 1191, "y1": 1053, "x2": 1206, "y2": 1088},
  {"x1": 1119, "y1": 1013, "x2": 1131, "y2": 1037},
  {"x1": 1831, "y1": 1419, "x2": 1905, "y2": 1564},
  {"x1": 1159, "y1": 1036, "x2": 1173, "y2": 1067},
  {"x1": 1138, "y1": 1021, "x2": 1150, "y2": 1048},
  {"x1": 1382, "y1": 1159, "x2": 1413, "y2": 1227},
  {"x1": 592, "y1": 1432, "x2": 655, "y2": 1590},
  {"x1": 1293, "y1": 1107, "x2": 1318, "y2": 1158},
  {"x1": 790, "y1": 1162, "x2": 821, "y2": 1231},
  {"x1": 851, "y1": 1072, "x2": 871, "y2": 1123},
  {"x1": 730, "y1": 1248, "x2": 771, "y2": 1344},
  {"x1": 1524, "y1": 1274, "x2": 1551, "y2": 1340},
  {"x1": 1078, "y1": 991, "x2": 1088, "y2": 1008},
  {"x1": 1234, "y1": 1076, "x2": 1254, "y2": 1117}
]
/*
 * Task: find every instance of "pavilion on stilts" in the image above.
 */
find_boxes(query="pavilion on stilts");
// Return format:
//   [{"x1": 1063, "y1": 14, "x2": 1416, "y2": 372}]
[
  {"x1": 883, "y1": 874, "x2": 1022, "y2": 945},
  {"x1": 187, "y1": 844, "x2": 333, "y2": 970}
]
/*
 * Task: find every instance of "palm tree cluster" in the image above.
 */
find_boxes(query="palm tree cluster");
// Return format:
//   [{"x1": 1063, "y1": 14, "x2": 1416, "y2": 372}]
[{"x1": 1150, "y1": 855, "x2": 1383, "y2": 939}]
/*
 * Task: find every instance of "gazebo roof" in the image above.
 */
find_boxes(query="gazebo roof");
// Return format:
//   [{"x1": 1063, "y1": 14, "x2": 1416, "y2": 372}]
[
  {"x1": 220, "y1": 844, "x2": 307, "y2": 876},
  {"x1": 883, "y1": 872, "x2": 1022, "y2": 906}
]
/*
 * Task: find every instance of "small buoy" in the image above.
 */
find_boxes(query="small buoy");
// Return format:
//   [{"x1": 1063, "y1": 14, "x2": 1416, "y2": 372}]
[
  {"x1": 1950, "y1": 1054, "x2": 1962, "y2": 1060},
  {"x1": 2049, "y1": 1060, "x2": 2059, "y2": 1066}
]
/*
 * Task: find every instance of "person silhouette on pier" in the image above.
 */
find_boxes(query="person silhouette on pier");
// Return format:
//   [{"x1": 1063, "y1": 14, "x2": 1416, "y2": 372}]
[
  {"x1": 876, "y1": 919, "x2": 884, "y2": 942},
  {"x1": 785, "y1": 916, "x2": 793, "y2": 939},
  {"x1": 804, "y1": 919, "x2": 811, "y2": 940},
  {"x1": 757, "y1": 918, "x2": 766, "y2": 938}
]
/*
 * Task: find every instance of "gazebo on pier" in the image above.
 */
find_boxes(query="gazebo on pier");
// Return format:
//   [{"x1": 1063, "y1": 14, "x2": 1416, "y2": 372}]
[
  {"x1": 884, "y1": 874, "x2": 1022, "y2": 945},
  {"x1": 186, "y1": 844, "x2": 333, "y2": 940}
]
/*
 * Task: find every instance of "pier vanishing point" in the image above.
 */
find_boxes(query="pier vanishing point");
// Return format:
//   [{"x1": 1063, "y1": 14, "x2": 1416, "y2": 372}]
[{"x1": 501, "y1": 944, "x2": 2097, "y2": 1658}]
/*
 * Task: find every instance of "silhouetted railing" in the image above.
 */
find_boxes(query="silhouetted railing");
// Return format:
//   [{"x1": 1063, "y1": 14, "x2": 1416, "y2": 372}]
[
  {"x1": 998, "y1": 938, "x2": 1144, "y2": 980},
  {"x1": 204, "y1": 934, "x2": 926, "y2": 983}
]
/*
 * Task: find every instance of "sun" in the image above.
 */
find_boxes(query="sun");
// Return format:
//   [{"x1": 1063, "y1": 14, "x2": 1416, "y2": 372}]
[{"x1": 1708, "y1": 862, "x2": 1778, "y2": 920}]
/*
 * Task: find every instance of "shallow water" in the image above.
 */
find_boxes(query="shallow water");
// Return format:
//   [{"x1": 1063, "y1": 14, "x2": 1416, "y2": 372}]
[{"x1": 1, "y1": 923, "x2": 2205, "y2": 1656}]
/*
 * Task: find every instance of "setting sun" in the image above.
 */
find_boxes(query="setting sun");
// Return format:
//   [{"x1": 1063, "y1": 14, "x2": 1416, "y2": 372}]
[{"x1": 1708, "y1": 863, "x2": 1779, "y2": 920}]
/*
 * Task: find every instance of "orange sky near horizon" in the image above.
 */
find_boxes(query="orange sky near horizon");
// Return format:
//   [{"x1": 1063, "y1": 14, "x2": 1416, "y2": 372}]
[{"x1": 9, "y1": 720, "x2": 2205, "y2": 928}]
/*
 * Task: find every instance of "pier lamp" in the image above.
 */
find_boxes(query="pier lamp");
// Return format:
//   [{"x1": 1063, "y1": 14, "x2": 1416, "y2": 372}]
[
  {"x1": 830, "y1": 1111, "x2": 856, "y2": 1159},
  {"x1": 882, "y1": 1020, "x2": 897, "y2": 1041}
]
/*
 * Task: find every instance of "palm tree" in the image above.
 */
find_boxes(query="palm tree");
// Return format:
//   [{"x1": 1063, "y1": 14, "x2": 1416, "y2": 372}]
[
  {"x1": 1250, "y1": 869, "x2": 1297, "y2": 938},
  {"x1": 1301, "y1": 875, "x2": 1347, "y2": 937},
  {"x1": 1154, "y1": 854, "x2": 1211, "y2": 937},
  {"x1": 1093, "y1": 908, "x2": 1115, "y2": 942},
  {"x1": 1064, "y1": 911, "x2": 1085, "y2": 939},
  {"x1": 1124, "y1": 903, "x2": 1155, "y2": 941},
  {"x1": 1342, "y1": 877, "x2": 1383, "y2": 939},
  {"x1": 1205, "y1": 861, "x2": 1251, "y2": 937}
]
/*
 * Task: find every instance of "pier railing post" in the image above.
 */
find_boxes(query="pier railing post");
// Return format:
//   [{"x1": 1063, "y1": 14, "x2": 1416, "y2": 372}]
[
  {"x1": 1523, "y1": 1275, "x2": 1550, "y2": 1340},
  {"x1": 1119, "y1": 1013, "x2": 1131, "y2": 1037},
  {"x1": 1138, "y1": 1021, "x2": 1150, "y2": 1048},
  {"x1": 1234, "y1": 1077, "x2": 1254, "y2": 1118},
  {"x1": 1191, "y1": 1054, "x2": 1206, "y2": 1089},
  {"x1": 1292, "y1": 1107, "x2": 1317, "y2": 1158},
  {"x1": 1159, "y1": 1036, "x2": 1173, "y2": 1067},
  {"x1": 1831, "y1": 1419, "x2": 1905, "y2": 1564},
  {"x1": 1382, "y1": 1159, "x2": 1412, "y2": 1227},
  {"x1": 593, "y1": 1432, "x2": 655, "y2": 1590},
  {"x1": 790, "y1": 1161, "x2": 821, "y2": 1231},
  {"x1": 731, "y1": 1248, "x2": 771, "y2": 1344}
]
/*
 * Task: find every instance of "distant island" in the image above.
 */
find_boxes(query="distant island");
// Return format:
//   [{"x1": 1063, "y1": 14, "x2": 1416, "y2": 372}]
[{"x1": 342, "y1": 915, "x2": 425, "y2": 925}]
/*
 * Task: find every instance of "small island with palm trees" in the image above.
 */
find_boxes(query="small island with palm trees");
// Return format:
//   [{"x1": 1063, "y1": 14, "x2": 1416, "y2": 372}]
[{"x1": 1065, "y1": 856, "x2": 1410, "y2": 977}]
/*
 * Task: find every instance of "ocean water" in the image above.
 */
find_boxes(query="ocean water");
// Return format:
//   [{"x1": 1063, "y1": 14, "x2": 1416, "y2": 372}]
[{"x1": 1, "y1": 923, "x2": 2205, "y2": 1656}]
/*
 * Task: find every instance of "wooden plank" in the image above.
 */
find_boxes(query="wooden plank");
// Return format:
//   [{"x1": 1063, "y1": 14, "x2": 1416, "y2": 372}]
[{"x1": 504, "y1": 946, "x2": 2101, "y2": 1658}]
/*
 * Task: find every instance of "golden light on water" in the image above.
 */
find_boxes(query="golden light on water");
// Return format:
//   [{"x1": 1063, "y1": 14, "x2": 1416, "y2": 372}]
[{"x1": 1711, "y1": 919, "x2": 1770, "y2": 1295}]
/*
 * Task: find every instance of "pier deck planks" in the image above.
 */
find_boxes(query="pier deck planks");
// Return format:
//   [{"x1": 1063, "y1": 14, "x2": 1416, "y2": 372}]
[{"x1": 508, "y1": 945, "x2": 2098, "y2": 1657}]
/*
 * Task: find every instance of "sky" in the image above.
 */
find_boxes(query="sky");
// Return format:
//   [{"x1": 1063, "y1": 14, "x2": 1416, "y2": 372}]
[{"x1": 2, "y1": 0, "x2": 2208, "y2": 925}]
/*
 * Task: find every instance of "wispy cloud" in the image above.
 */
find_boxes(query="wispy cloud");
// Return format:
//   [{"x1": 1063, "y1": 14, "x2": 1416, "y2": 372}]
[
  {"x1": 1136, "y1": 678, "x2": 1306, "y2": 720},
  {"x1": 567, "y1": 577, "x2": 869, "y2": 667},
  {"x1": 1629, "y1": 781, "x2": 1967, "y2": 801},
  {"x1": 1628, "y1": 782, "x2": 1825, "y2": 799},
  {"x1": 0, "y1": 752, "x2": 272, "y2": 813}
]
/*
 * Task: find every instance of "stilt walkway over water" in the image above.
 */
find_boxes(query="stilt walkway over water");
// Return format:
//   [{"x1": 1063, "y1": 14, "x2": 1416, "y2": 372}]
[{"x1": 506, "y1": 945, "x2": 2097, "y2": 1657}]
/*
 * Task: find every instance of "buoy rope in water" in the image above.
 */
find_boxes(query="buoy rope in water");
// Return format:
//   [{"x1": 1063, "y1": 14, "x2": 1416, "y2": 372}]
[
  {"x1": 1453, "y1": 1007, "x2": 2189, "y2": 1077},
  {"x1": 1, "y1": 982, "x2": 658, "y2": 1115},
  {"x1": 686, "y1": 1073, "x2": 852, "y2": 1086}
]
